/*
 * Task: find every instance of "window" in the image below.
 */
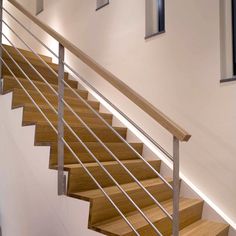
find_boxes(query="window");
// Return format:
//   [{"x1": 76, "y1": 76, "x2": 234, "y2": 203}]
[
  {"x1": 96, "y1": 0, "x2": 109, "y2": 11},
  {"x1": 220, "y1": 0, "x2": 234, "y2": 82},
  {"x1": 232, "y1": 0, "x2": 236, "y2": 75},
  {"x1": 145, "y1": 0, "x2": 165, "y2": 39},
  {"x1": 36, "y1": 0, "x2": 44, "y2": 15}
]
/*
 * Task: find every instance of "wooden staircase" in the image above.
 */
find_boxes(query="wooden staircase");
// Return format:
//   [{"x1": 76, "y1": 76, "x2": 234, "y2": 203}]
[{"x1": 1, "y1": 44, "x2": 230, "y2": 236}]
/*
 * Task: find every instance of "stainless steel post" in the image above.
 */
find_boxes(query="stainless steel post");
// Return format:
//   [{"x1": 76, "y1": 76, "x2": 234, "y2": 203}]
[
  {"x1": 0, "y1": 0, "x2": 3, "y2": 94},
  {"x1": 58, "y1": 43, "x2": 65, "y2": 195},
  {"x1": 173, "y1": 136, "x2": 180, "y2": 236}
]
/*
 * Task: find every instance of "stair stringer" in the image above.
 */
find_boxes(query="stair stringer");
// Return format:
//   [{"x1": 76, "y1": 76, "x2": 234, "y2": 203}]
[{"x1": 0, "y1": 92, "x2": 102, "y2": 236}]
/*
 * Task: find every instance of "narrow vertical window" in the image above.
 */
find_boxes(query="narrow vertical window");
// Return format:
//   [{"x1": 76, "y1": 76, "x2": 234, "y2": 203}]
[
  {"x1": 96, "y1": 0, "x2": 109, "y2": 11},
  {"x1": 232, "y1": 0, "x2": 236, "y2": 75},
  {"x1": 220, "y1": 0, "x2": 234, "y2": 82},
  {"x1": 145, "y1": 0, "x2": 165, "y2": 39},
  {"x1": 36, "y1": 0, "x2": 44, "y2": 15}
]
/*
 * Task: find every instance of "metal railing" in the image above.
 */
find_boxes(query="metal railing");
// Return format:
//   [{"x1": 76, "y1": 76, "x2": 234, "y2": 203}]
[{"x1": 0, "y1": 0, "x2": 192, "y2": 235}]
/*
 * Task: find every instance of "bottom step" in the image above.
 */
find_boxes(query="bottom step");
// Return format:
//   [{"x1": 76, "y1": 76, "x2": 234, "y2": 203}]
[
  {"x1": 92, "y1": 198, "x2": 203, "y2": 236},
  {"x1": 180, "y1": 220, "x2": 229, "y2": 236}
]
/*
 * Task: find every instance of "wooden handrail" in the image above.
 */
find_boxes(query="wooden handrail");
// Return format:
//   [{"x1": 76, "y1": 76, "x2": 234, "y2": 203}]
[{"x1": 8, "y1": 0, "x2": 191, "y2": 142}]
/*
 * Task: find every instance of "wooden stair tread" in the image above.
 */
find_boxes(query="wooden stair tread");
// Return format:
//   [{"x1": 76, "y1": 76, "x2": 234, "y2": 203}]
[
  {"x1": 35, "y1": 123, "x2": 127, "y2": 143},
  {"x1": 24, "y1": 120, "x2": 111, "y2": 128},
  {"x1": 179, "y1": 220, "x2": 229, "y2": 235},
  {"x1": 3, "y1": 75, "x2": 88, "y2": 98},
  {"x1": 22, "y1": 109, "x2": 113, "y2": 126},
  {"x1": 12, "y1": 87, "x2": 100, "y2": 108},
  {"x1": 49, "y1": 142, "x2": 143, "y2": 165},
  {"x1": 2, "y1": 58, "x2": 72, "y2": 85},
  {"x1": 3, "y1": 44, "x2": 52, "y2": 63},
  {"x1": 21, "y1": 103, "x2": 112, "y2": 119},
  {"x1": 93, "y1": 198, "x2": 203, "y2": 235},
  {"x1": 54, "y1": 141, "x2": 142, "y2": 150},
  {"x1": 72, "y1": 177, "x2": 171, "y2": 199},
  {"x1": 49, "y1": 141, "x2": 143, "y2": 157},
  {"x1": 35, "y1": 123, "x2": 126, "y2": 131},
  {"x1": 64, "y1": 159, "x2": 148, "y2": 169},
  {"x1": 3, "y1": 52, "x2": 67, "y2": 76}
]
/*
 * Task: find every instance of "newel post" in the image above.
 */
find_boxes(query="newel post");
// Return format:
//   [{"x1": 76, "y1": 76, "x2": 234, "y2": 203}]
[{"x1": 57, "y1": 43, "x2": 66, "y2": 195}]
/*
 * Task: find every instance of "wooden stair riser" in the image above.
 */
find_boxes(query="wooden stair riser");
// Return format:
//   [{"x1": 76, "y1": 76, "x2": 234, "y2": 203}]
[
  {"x1": 3, "y1": 53, "x2": 57, "y2": 71},
  {"x1": 132, "y1": 202, "x2": 203, "y2": 236},
  {"x1": 22, "y1": 109, "x2": 113, "y2": 127},
  {"x1": 179, "y1": 220, "x2": 230, "y2": 236},
  {"x1": 34, "y1": 125, "x2": 127, "y2": 143},
  {"x1": 67, "y1": 160, "x2": 161, "y2": 193},
  {"x1": 89, "y1": 180, "x2": 173, "y2": 224},
  {"x1": 3, "y1": 44, "x2": 52, "y2": 63},
  {"x1": 2, "y1": 58, "x2": 74, "y2": 86},
  {"x1": 3, "y1": 76, "x2": 88, "y2": 99},
  {"x1": 12, "y1": 88, "x2": 100, "y2": 110},
  {"x1": 49, "y1": 143, "x2": 143, "y2": 166},
  {"x1": 216, "y1": 230, "x2": 230, "y2": 236},
  {"x1": 22, "y1": 103, "x2": 113, "y2": 120}
]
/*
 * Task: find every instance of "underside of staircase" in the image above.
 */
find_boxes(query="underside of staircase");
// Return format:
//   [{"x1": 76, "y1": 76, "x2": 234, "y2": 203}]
[{"x1": 0, "y1": 44, "x2": 230, "y2": 236}]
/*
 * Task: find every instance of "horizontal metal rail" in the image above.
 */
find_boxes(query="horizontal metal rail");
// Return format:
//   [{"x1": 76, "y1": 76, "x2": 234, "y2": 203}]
[
  {"x1": 2, "y1": 27, "x2": 173, "y2": 218},
  {"x1": 62, "y1": 64, "x2": 174, "y2": 183},
  {"x1": 0, "y1": 56, "x2": 141, "y2": 236},
  {"x1": 1, "y1": 11, "x2": 173, "y2": 191},
  {"x1": 2, "y1": 6, "x2": 174, "y2": 162},
  {"x1": 1, "y1": 44, "x2": 58, "y2": 117},
  {"x1": 64, "y1": 62, "x2": 174, "y2": 161},
  {"x1": 2, "y1": 7, "x2": 58, "y2": 59},
  {"x1": 0, "y1": 57, "x2": 57, "y2": 134},
  {"x1": 2, "y1": 20, "x2": 58, "y2": 78},
  {"x1": 1, "y1": 38, "x2": 165, "y2": 235}
]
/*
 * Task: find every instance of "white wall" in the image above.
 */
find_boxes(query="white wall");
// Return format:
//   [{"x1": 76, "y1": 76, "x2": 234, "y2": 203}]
[
  {"x1": 3, "y1": 0, "x2": 236, "y2": 230},
  {"x1": 0, "y1": 93, "x2": 101, "y2": 236}
]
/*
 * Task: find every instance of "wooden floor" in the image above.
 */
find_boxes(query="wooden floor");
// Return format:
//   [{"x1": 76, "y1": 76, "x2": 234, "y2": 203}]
[{"x1": 1, "y1": 44, "x2": 230, "y2": 235}]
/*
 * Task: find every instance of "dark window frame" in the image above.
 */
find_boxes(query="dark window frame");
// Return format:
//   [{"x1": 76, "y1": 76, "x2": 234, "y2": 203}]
[
  {"x1": 96, "y1": 0, "x2": 110, "y2": 11},
  {"x1": 145, "y1": 0, "x2": 165, "y2": 39},
  {"x1": 36, "y1": 0, "x2": 44, "y2": 15},
  {"x1": 232, "y1": 0, "x2": 236, "y2": 75},
  {"x1": 221, "y1": 0, "x2": 236, "y2": 83}
]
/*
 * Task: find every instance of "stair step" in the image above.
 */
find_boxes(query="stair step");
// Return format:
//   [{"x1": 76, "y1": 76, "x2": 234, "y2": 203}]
[
  {"x1": 3, "y1": 76, "x2": 88, "y2": 99},
  {"x1": 22, "y1": 108, "x2": 113, "y2": 127},
  {"x1": 12, "y1": 88, "x2": 100, "y2": 110},
  {"x1": 3, "y1": 44, "x2": 52, "y2": 63},
  {"x1": 49, "y1": 142, "x2": 143, "y2": 165},
  {"x1": 75, "y1": 177, "x2": 171, "y2": 200},
  {"x1": 35, "y1": 124, "x2": 127, "y2": 143},
  {"x1": 65, "y1": 159, "x2": 161, "y2": 193},
  {"x1": 93, "y1": 198, "x2": 203, "y2": 236},
  {"x1": 179, "y1": 220, "x2": 229, "y2": 236},
  {"x1": 2, "y1": 58, "x2": 76, "y2": 86},
  {"x1": 21, "y1": 103, "x2": 113, "y2": 120},
  {"x1": 72, "y1": 177, "x2": 172, "y2": 224}
]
